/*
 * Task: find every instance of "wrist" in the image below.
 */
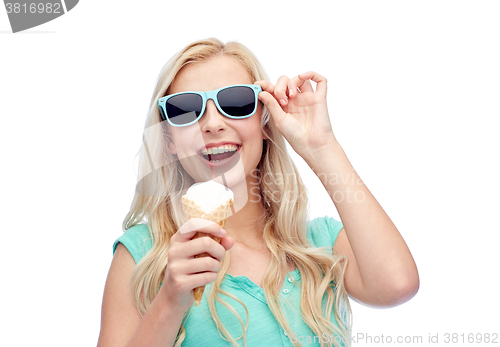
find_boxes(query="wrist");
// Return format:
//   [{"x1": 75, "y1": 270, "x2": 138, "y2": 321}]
[
  {"x1": 302, "y1": 137, "x2": 345, "y2": 170},
  {"x1": 306, "y1": 141, "x2": 360, "y2": 193},
  {"x1": 157, "y1": 285, "x2": 191, "y2": 316}
]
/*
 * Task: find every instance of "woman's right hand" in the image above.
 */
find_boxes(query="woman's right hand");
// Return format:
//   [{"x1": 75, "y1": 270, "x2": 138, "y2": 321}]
[{"x1": 160, "y1": 218, "x2": 234, "y2": 310}]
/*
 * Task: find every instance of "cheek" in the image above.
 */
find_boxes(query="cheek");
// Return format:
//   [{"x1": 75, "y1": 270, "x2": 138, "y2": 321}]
[
  {"x1": 239, "y1": 120, "x2": 265, "y2": 158},
  {"x1": 245, "y1": 109, "x2": 265, "y2": 135},
  {"x1": 168, "y1": 127, "x2": 199, "y2": 155},
  {"x1": 252, "y1": 121, "x2": 266, "y2": 142},
  {"x1": 168, "y1": 140, "x2": 177, "y2": 154},
  {"x1": 239, "y1": 122, "x2": 263, "y2": 144}
]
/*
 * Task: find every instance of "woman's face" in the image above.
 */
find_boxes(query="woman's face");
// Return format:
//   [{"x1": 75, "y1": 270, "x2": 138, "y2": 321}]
[{"x1": 167, "y1": 56, "x2": 265, "y2": 190}]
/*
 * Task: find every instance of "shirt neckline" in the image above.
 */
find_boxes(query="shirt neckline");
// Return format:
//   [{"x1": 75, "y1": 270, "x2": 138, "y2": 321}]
[
  {"x1": 225, "y1": 267, "x2": 300, "y2": 285},
  {"x1": 223, "y1": 268, "x2": 300, "y2": 304}
]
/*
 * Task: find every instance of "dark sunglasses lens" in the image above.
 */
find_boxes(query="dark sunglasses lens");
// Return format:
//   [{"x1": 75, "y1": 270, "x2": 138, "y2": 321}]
[
  {"x1": 217, "y1": 86, "x2": 255, "y2": 117},
  {"x1": 166, "y1": 93, "x2": 203, "y2": 125}
]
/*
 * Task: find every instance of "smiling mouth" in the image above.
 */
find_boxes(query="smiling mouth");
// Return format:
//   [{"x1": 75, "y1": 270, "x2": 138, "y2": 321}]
[{"x1": 200, "y1": 145, "x2": 240, "y2": 163}]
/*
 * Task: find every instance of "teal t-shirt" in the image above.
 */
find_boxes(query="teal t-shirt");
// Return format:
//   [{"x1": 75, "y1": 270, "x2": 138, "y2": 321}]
[{"x1": 113, "y1": 216, "x2": 345, "y2": 347}]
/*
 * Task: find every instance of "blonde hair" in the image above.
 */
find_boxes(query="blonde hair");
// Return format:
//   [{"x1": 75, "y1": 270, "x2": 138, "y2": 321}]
[{"x1": 123, "y1": 38, "x2": 352, "y2": 347}]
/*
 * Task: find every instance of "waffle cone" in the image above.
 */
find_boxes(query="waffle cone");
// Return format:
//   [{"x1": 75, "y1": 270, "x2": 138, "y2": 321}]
[{"x1": 182, "y1": 196, "x2": 232, "y2": 306}]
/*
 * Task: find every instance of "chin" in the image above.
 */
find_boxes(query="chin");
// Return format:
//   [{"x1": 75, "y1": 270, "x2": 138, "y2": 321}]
[{"x1": 210, "y1": 166, "x2": 247, "y2": 189}]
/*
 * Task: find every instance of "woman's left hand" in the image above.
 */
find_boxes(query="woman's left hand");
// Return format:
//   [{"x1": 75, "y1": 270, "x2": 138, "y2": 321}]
[{"x1": 255, "y1": 71, "x2": 337, "y2": 160}]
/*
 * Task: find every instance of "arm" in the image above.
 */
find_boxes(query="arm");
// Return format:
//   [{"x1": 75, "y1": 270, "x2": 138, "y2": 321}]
[
  {"x1": 257, "y1": 72, "x2": 419, "y2": 308},
  {"x1": 312, "y1": 142, "x2": 419, "y2": 307},
  {"x1": 97, "y1": 219, "x2": 234, "y2": 346},
  {"x1": 97, "y1": 244, "x2": 186, "y2": 347}
]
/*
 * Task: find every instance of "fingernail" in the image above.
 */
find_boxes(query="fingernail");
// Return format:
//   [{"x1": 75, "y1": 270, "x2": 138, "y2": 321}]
[
  {"x1": 289, "y1": 89, "x2": 293, "y2": 97},
  {"x1": 220, "y1": 228, "x2": 226, "y2": 236},
  {"x1": 280, "y1": 99, "x2": 287, "y2": 105}
]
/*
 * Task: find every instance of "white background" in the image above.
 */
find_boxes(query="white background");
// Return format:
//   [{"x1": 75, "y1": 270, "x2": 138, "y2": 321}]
[{"x1": 1, "y1": 1, "x2": 499, "y2": 346}]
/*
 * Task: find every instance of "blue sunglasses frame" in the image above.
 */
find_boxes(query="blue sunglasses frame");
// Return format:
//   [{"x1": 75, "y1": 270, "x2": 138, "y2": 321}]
[{"x1": 158, "y1": 84, "x2": 262, "y2": 127}]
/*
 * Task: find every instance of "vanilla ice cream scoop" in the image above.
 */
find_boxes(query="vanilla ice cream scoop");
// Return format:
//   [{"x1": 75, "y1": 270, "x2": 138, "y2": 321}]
[{"x1": 183, "y1": 180, "x2": 234, "y2": 215}]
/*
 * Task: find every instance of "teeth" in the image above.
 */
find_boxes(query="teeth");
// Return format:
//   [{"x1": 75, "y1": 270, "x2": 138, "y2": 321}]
[{"x1": 201, "y1": 144, "x2": 238, "y2": 155}]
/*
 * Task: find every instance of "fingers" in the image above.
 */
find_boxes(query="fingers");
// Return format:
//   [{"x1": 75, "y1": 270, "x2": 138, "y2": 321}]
[
  {"x1": 258, "y1": 91, "x2": 287, "y2": 127},
  {"x1": 183, "y1": 235, "x2": 227, "y2": 261},
  {"x1": 171, "y1": 218, "x2": 233, "y2": 261},
  {"x1": 176, "y1": 218, "x2": 226, "y2": 242},
  {"x1": 257, "y1": 72, "x2": 327, "y2": 106},
  {"x1": 274, "y1": 75, "x2": 291, "y2": 106},
  {"x1": 163, "y1": 219, "x2": 233, "y2": 307},
  {"x1": 256, "y1": 77, "x2": 290, "y2": 106},
  {"x1": 220, "y1": 235, "x2": 235, "y2": 251},
  {"x1": 254, "y1": 80, "x2": 274, "y2": 94},
  {"x1": 167, "y1": 264, "x2": 219, "y2": 293},
  {"x1": 288, "y1": 76, "x2": 314, "y2": 97},
  {"x1": 298, "y1": 71, "x2": 327, "y2": 97},
  {"x1": 178, "y1": 256, "x2": 223, "y2": 275}
]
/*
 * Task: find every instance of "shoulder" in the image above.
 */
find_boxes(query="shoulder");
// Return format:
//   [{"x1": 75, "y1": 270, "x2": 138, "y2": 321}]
[
  {"x1": 112, "y1": 223, "x2": 152, "y2": 264},
  {"x1": 307, "y1": 216, "x2": 344, "y2": 250}
]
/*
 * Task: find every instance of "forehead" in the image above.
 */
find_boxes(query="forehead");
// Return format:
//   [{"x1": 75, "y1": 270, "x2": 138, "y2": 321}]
[{"x1": 169, "y1": 55, "x2": 253, "y2": 94}]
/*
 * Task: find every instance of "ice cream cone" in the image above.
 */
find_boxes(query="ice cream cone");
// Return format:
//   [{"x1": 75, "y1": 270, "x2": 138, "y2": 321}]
[{"x1": 182, "y1": 195, "x2": 232, "y2": 306}]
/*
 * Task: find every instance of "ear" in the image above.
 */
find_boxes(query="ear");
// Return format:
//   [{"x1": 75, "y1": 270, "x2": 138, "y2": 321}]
[
  {"x1": 259, "y1": 103, "x2": 270, "y2": 140},
  {"x1": 261, "y1": 123, "x2": 270, "y2": 140}
]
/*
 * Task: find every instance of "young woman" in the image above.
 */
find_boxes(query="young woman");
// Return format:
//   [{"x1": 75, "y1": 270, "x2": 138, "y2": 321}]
[{"x1": 97, "y1": 38, "x2": 419, "y2": 347}]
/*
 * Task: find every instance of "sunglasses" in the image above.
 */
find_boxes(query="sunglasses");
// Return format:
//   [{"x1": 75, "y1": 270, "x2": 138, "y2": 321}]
[{"x1": 158, "y1": 84, "x2": 262, "y2": 127}]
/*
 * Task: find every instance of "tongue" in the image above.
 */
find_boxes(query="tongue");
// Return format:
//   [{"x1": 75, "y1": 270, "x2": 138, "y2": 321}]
[{"x1": 208, "y1": 151, "x2": 236, "y2": 161}]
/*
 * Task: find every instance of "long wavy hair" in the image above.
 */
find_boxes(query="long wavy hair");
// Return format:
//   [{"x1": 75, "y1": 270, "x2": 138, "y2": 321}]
[{"x1": 122, "y1": 38, "x2": 351, "y2": 347}]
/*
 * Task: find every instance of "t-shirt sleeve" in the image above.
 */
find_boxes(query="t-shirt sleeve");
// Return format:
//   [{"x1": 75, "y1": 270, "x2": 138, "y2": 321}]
[
  {"x1": 307, "y1": 216, "x2": 344, "y2": 251},
  {"x1": 112, "y1": 224, "x2": 153, "y2": 264}
]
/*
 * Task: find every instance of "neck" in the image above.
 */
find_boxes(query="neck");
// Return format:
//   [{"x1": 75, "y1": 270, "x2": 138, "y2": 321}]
[{"x1": 225, "y1": 177, "x2": 267, "y2": 247}]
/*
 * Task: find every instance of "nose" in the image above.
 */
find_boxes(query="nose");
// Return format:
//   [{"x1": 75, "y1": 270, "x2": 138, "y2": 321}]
[{"x1": 199, "y1": 99, "x2": 226, "y2": 133}]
